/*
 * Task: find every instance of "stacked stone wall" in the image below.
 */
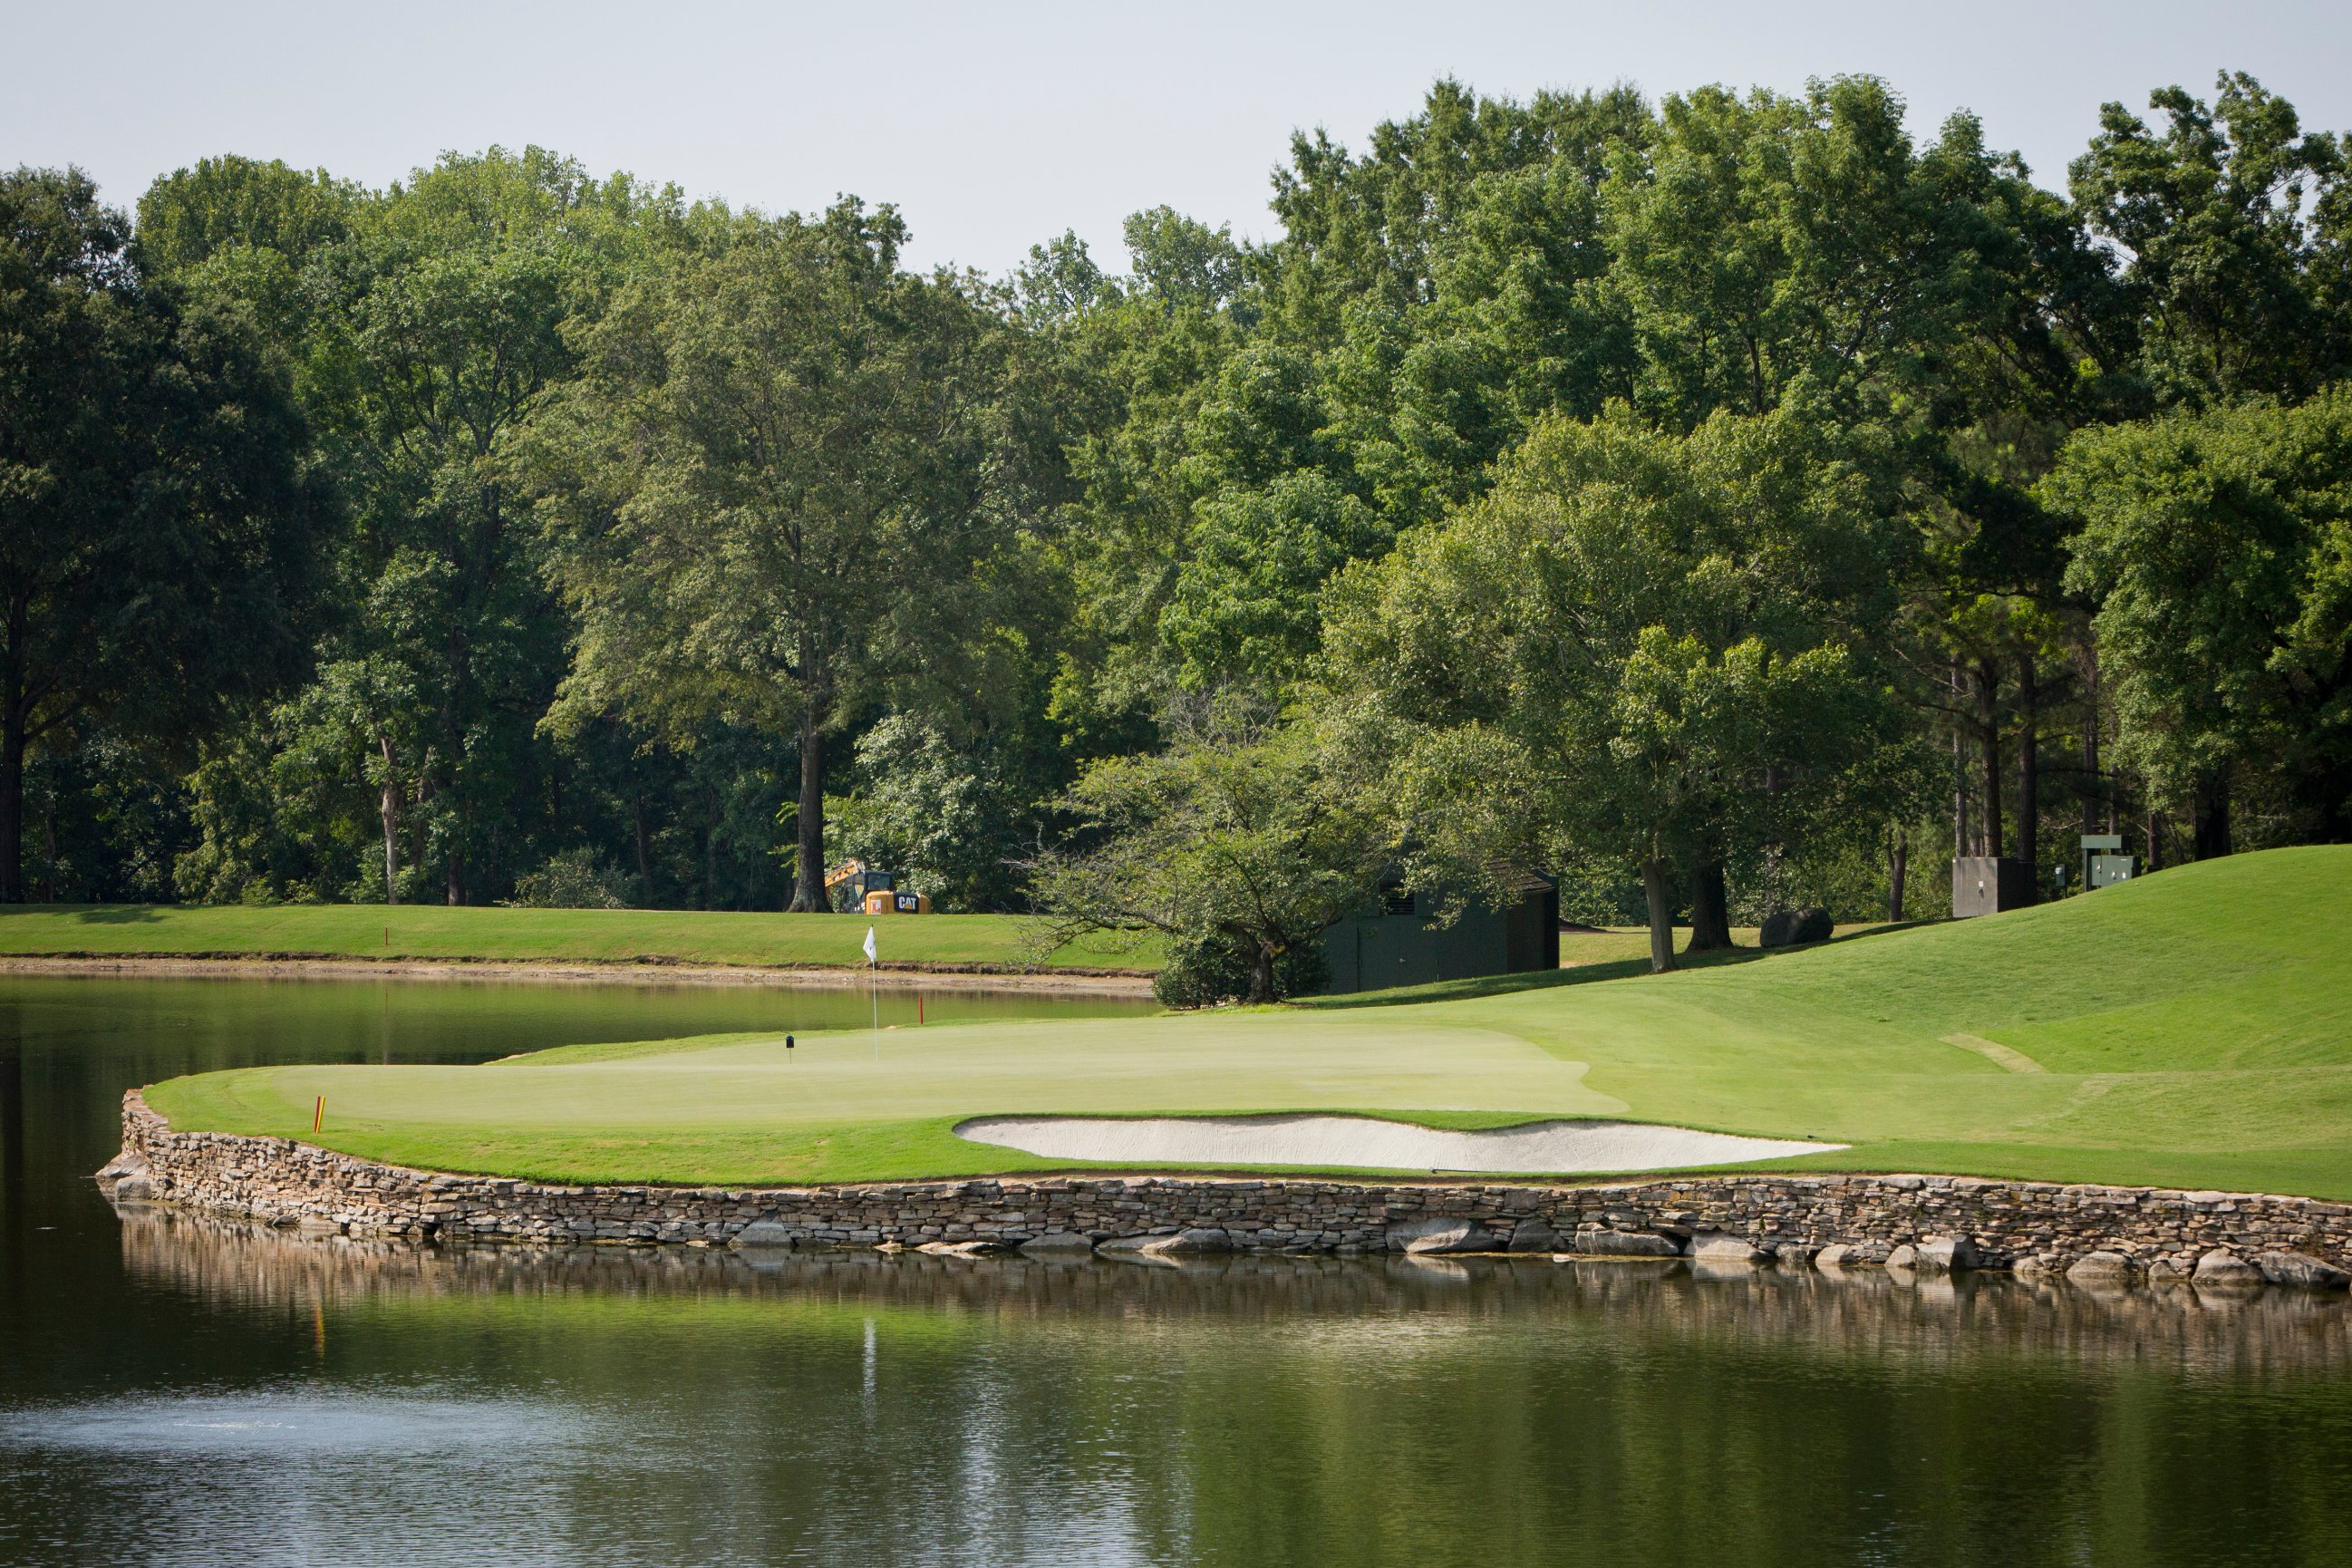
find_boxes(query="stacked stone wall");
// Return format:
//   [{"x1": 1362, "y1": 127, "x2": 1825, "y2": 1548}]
[{"x1": 107, "y1": 1090, "x2": 2352, "y2": 1276}]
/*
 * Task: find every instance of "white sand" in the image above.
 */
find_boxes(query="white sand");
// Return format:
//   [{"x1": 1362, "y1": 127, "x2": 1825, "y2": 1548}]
[{"x1": 954, "y1": 1114, "x2": 1843, "y2": 1174}]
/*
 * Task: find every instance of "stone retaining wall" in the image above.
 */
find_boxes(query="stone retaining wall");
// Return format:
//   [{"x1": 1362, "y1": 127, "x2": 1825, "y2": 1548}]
[{"x1": 105, "y1": 1090, "x2": 2352, "y2": 1277}]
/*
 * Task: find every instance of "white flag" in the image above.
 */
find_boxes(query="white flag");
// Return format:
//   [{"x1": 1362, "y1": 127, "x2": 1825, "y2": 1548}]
[{"x1": 863, "y1": 926, "x2": 878, "y2": 964}]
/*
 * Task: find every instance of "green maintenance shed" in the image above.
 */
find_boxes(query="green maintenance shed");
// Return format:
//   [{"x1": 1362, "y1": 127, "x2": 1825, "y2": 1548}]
[{"x1": 1319, "y1": 876, "x2": 1559, "y2": 994}]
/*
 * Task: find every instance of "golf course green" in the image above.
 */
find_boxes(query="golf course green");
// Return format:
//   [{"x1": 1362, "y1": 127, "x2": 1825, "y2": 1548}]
[{"x1": 144, "y1": 846, "x2": 2352, "y2": 1196}]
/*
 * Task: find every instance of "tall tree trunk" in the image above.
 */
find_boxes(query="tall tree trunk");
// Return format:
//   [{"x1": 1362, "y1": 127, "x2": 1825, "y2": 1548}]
[
  {"x1": 632, "y1": 795, "x2": 651, "y2": 884},
  {"x1": 1977, "y1": 658, "x2": 2004, "y2": 859},
  {"x1": 377, "y1": 738, "x2": 401, "y2": 905},
  {"x1": 445, "y1": 844, "x2": 464, "y2": 906},
  {"x1": 1247, "y1": 938, "x2": 1276, "y2": 1005},
  {"x1": 2144, "y1": 807, "x2": 2163, "y2": 872},
  {"x1": 379, "y1": 786, "x2": 401, "y2": 905},
  {"x1": 1640, "y1": 857, "x2": 1678, "y2": 975},
  {"x1": 2193, "y1": 767, "x2": 2232, "y2": 859},
  {"x1": 1950, "y1": 663, "x2": 1970, "y2": 858},
  {"x1": 1887, "y1": 824, "x2": 1908, "y2": 922},
  {"x1": 1687, "y1": 860, "x2": 1732, "y2": 951},
  {"x1": 789, "y1": 719, "x2": 826, "y2": 912},
  {"x1": 2015, "y1": 653, "x2": 2039, "y2": 892},
  {"x1": 2081, "y1": 658, "x2": 2104, "y2": 838},
  {"x1": 0, "y1": 704, "x2": 21, "y2": 905}
]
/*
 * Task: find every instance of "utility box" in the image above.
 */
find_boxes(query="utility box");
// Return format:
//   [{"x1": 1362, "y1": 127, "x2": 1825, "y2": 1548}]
[
  {"x1": 2087, "y1": 853, "x2": 2135, "y2": 889},
  {"x1": 1951, "y1": 856, "x2": 2036, "y2": 917},
  {"x1": 2079, "y1": 834, "x2": 2134, "y2": 892}
]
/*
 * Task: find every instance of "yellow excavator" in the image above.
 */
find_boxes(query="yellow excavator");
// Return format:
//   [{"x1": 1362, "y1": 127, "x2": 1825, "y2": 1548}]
[{"x1": 822, "y1": 858, "x2": 931, "y2": 915}]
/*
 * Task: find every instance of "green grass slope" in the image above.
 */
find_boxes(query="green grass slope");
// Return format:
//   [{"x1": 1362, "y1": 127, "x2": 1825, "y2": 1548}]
[
  {"x1": 145, "y1": 847, "x2": 2352, "y2": 1195},
  {"x1": 0, "y1": 903, "x2": 1158, "y2": 972}
]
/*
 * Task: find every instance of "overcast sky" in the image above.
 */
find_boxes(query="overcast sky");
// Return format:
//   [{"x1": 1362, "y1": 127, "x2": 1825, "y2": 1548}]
[{"x1": 9, "y1": 1, "x2": 2351, "y2": 276}]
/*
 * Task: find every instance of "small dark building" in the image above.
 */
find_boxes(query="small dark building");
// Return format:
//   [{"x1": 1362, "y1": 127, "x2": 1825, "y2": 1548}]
[
  {"x1": 1950, "y1": 856, "x2": 2036, "y2": 917},
  {"x1": 1320, "y1": 876, "x2": 1559, "y2": 994}
]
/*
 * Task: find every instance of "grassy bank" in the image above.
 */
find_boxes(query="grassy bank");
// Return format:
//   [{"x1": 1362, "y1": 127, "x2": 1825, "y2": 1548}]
[
  {"x1": 0, "y1": 903, "x2": 1159, "y2": 973},
  {"x1": 145, "y1": 846, "x2": 2352, "y2": 1196}
]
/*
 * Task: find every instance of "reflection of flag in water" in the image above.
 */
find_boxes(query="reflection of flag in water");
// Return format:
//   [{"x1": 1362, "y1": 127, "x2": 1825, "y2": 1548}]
[{"x1": 863, "y1": 926, "x2": 877, "y2": 964}]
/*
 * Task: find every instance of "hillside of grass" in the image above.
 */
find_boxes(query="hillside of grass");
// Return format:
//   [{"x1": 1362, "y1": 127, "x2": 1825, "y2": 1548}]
[
  {"x1": 144, "y1": 847, "x2": 2352, "y2": 1195},
  {"x1": 0, "y1": 903, "x2": 1160, "y2": 972}
]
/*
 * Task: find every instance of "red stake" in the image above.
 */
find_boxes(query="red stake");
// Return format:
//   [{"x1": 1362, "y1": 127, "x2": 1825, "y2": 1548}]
[{"x1": 917, "y1": 995, "x2": 924, "y2": 1025}]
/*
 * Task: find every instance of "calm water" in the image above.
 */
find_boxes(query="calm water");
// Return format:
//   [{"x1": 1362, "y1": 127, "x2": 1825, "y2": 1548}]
[{"x1": 4, "y1": 976, "x2": 2352, "y2": 1567}]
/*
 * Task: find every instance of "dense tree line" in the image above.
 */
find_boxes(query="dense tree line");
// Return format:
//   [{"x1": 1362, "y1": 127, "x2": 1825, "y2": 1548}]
[{"x1": 5, "y1": 71, "x2": 2347, "y2": 998}]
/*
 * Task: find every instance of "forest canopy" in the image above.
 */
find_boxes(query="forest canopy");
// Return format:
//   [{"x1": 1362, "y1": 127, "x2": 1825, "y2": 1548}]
[{"x1": 5, "y1": 70, "x2": 2349, "y2": 999}]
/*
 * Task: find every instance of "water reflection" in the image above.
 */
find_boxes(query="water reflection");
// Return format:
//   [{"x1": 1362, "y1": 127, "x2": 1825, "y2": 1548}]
[
  {"x1": 111, "y1": 1206, "x2": 2352, "y2": 1383},
  {"x1": 2, "y1": 1388, "x2": 595, "y2": 1458},
  {"x1": 0, "y1": 1208, "x2": 2331, "y2": 1566}
]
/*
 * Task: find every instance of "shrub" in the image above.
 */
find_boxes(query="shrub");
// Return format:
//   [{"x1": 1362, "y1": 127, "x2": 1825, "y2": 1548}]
[
  {"x1": 502, "y1": 848, "x2": 633, "y2": 909},
  {"x1": 1152, "y1": 931, "x2": 1331, "y2": 1009}
]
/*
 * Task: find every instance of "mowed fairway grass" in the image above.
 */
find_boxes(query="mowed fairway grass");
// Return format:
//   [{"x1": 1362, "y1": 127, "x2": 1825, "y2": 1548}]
[
  {"x1": 0, "y1": 903, "x2": 1157, "y2": 972},
  {"x1": 146, "y1": 846, "x2": 2352, "y2": 1196}
]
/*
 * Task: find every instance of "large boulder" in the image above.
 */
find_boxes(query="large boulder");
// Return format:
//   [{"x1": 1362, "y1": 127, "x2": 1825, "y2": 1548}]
[
  {"x1": 2256, "y1": 1252, "x2": 2351, "y2": 1290},
  {"x1": 1162, "y1": 1228, "x2": 1235, "y2": 1255},
  {"x1": 1912, "y1": 1236, "x2": 1983, "y2": 1273},
  {"x1": 95, "y1": 1151, "x2": 154, "y2": 1202},
  {"x1": 1018, "y1": 1233, "x2": 1098, "y2": 1258},
  {"x1": 1505, "y1": 1218, "x2": 1562, "y2": 1253},
  {"x1": 1387, "y1": 1216, "x2": 1490, "y2": 1254},
  {"x1": 2192, "y1": 1250, "x2": 2265, "y2": 1286},
  {"x1": 1759, "y1": 906, "x2": 1835, "y2": 948},
  {"x1": 1101, "y1": 1227, "x2": 1234, "y2": 1257},
  {"x1": 95, "y1": 1151, "x2": 147, "y2": 1185},
  {"x1": 731, "y1": 1221, "x2": 796, "y2": 1251},
  {"x1": 1688, "y1": 1233, "x2": 1772, "y2": 1265},
  {"x1": 1815, "y1": 1242, "x2": 1891, "y2": 1269},
  {"x1": 1570, "y1": 1227, "x2": 1683, "y2": 1258},
  {"x1": 2066, "y1": 1250, "x2": 2138, "y2": 1285}
]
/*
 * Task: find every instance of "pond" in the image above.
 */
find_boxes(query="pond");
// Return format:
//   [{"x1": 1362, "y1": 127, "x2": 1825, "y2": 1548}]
[{"x1": 3, "y1": 974, "x2": 2351, "y2": 1567}]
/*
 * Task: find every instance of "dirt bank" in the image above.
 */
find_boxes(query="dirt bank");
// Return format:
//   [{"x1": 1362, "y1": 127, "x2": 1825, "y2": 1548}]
[{"x1": 0, "y1": 953, "x2": 1157, "y2": 994}]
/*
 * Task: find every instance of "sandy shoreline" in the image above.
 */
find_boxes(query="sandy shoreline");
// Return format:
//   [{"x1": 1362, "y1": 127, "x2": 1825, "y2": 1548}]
[{"x1": 0, "y1": 953, "x2": 1157, "y2": 994}]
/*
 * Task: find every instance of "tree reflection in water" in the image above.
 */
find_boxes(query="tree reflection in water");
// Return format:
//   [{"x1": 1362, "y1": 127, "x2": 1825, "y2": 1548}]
[{"x1": 4, "y1": 1206, "x2": 2336, "y2": 1568}]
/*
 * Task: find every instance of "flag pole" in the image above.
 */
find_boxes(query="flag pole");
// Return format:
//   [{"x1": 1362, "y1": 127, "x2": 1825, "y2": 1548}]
[{"x1": 866, "y1": 925, "x2": 879, "y2": 1061}]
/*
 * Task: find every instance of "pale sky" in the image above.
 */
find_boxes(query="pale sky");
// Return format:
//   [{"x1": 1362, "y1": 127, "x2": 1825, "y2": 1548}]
[{"x1": 8, "y1": 1, "x2": 2351, "y2": 276}]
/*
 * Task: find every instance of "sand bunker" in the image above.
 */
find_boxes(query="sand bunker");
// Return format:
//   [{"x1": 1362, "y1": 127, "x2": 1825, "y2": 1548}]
[{"x1": 954, "y1": 1114, "x2": 1843, "y2": 1174}]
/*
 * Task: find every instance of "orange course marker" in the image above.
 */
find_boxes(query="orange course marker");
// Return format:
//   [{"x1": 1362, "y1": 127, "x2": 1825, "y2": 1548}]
[{"x1": 313, "y1": 1096, "x2": 324, "y2": 1133}]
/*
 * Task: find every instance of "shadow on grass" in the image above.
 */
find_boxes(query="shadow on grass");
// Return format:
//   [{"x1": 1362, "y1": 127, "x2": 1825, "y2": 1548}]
[
  {"x1": 0, "y1": 903, "x2": 170, "y2": 924},
  {"x1": 1294, "y1": 920, "x2": 1934, "y2": 1011}
]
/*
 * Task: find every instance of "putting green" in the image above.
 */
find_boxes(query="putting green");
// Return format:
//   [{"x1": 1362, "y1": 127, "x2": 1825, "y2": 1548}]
[
  {"x1": 146, "y1": 846, "x2": 2352, "y2": 1195},
  {"x1": 150, "y1": 1012, "x2": 1623, "y2": 1185}
]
